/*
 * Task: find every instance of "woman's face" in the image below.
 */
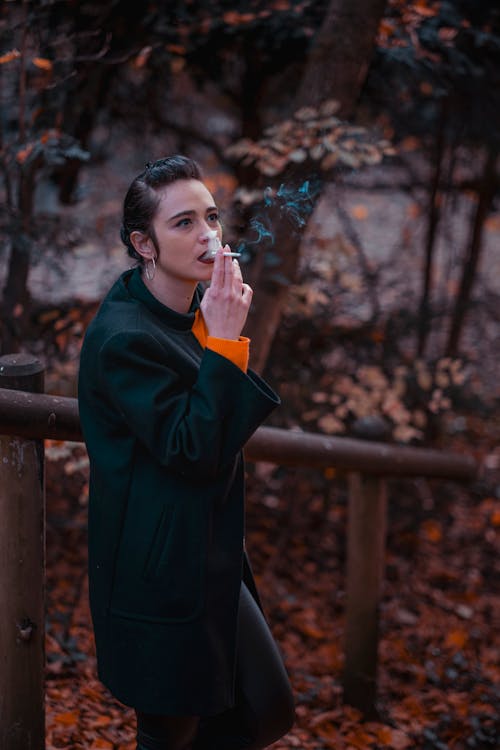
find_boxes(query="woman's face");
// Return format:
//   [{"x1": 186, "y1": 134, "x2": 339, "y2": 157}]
[{"x1": 149, "y1": 178, "x2": 222, "y2": 285}]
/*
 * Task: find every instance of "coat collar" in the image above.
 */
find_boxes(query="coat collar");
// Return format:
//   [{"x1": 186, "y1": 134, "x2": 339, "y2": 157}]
[{"x1": 121, "y1": 266, "x2": 202, "y2": 331}]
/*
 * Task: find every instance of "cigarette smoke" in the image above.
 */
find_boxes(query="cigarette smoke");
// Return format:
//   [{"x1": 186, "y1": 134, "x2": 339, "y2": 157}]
[{"x1": 236, "y1": 178, "x2": 321, "y2": 259}]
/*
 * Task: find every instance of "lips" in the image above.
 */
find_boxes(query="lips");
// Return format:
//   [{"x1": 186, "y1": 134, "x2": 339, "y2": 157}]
[
  {"x1": 197, "y1": 253, "x2": 215, "y2": 264},
  {"x1": 198, "y1": 233, "x2": 221, "y2": 263}
]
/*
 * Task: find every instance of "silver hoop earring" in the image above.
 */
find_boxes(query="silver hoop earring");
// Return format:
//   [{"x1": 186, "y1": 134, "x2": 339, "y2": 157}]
[{"x1": 145, "y1": 256, "x2": 156, "y2": 281}]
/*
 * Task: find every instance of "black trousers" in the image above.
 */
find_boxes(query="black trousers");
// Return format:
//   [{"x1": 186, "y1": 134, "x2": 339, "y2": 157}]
[{"x1": 136, "y1": 582, "x2": 295, "y2": 750}]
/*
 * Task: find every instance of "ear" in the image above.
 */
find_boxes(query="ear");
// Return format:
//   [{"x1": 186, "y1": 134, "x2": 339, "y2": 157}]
[{"x1": 130, "y1": 231, "x2": 156, "y2": 261}]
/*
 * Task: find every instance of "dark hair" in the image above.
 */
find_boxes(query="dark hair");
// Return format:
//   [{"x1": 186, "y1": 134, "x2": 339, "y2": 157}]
[{"x1": 120, "y1": 155, "x2": 203, "y2": 262}]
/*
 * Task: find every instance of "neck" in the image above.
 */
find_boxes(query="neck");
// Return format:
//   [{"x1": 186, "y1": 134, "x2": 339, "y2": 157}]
[{"x1": 142, "y1": 271, "x2": 196, "y2": 314}]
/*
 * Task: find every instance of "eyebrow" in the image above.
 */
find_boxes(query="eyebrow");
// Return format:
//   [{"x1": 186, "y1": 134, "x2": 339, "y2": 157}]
[{"x1": 168, "y1": 206, "x2": 218, "y2": 222}]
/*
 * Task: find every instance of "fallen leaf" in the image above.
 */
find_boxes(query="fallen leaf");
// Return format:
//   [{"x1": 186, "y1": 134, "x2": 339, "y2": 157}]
[
  {"x1": 32, "y1": 56, "x2": 53, "y2": 71},
  {"x1": 0, "y1": 49, "x2": 21, "y2": 64}
]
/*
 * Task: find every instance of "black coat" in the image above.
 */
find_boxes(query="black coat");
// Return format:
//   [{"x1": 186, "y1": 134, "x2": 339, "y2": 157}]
[{"x1": 77, "y1": 267, "x2": 280, "y2": 715}]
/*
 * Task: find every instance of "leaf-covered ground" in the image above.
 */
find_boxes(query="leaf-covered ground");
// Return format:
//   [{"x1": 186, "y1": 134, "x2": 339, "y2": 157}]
[
  {"x1": 26, "y1": 122, "x2": 499, "y2": 749},
  {"x1": 44, "y1": 361, "x2": 500, "y2": 750}
]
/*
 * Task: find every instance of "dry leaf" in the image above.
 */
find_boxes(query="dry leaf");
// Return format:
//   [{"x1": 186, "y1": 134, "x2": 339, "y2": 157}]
[
  {"x1": 360, "y1": 145, "x2": 383, "y2": 165},
  {"x1": 89, "y1": 740, "x2": 114, "y2": 749},
  {"x1": 416, "y1": 368, "x2": 433, "y2": 391},
  {"x1": 321, "y1": 152, "x2": 339, "y2": 170},
  {"x1": 32, "y1": 56, "x2": 53, "y2": 71},
  {"x1": 288, "y1": 148, "x2": 308, "y2": 163},
  {"x1": 309, "y1": 143, "x2": 325, "y2": 160},
  {"x1": 351, "y1": 205, "x2": 369, "y2": 220},
  {"x1": 256, "y1": 159, "x2": 284, "y2": 176},
  {"x1": 134, "y1": 45, "x2": 153, "y2": 68},
  {"x1": 414, "y1": 0, "x2": 439, "y2": 17},
  {"x1": 393, "y1": 424, "x2": 422, "y2": 442},
  {"x1": 319, "y1": 99, "x2": 341, "y2": 116},
  {"x1": 338, "y1": 149, "x2": 361, "y2": 168},
  {"x1": 422, "y1": 519, "x2": 443, "y2": 543},
  {"x1": 55, "y1": 711, "x2": 79, "y2": 725},
  {"x1": 16, "y1": 143, "x2": 34, "y2": 164},
  {"x1": 444, "y1": 629, "x2": 468, "y2": 650},
  {"x1": 317, "y1": 414, "x2": 344, "y2": 434},
  {"x1": 0, "y1": 49, "x2": 21, "y2": 64},
  {"x1": 223, "y1": 10, "x2": 256, "y2": 24}
]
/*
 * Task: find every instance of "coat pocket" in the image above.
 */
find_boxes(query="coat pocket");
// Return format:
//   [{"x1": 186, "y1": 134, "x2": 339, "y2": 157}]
[
  {"x1": 110, "y1": 488, "x2": 207, "y2": 624},
  {"x1": 142, "y1": 503, "x2": 175, "y2": 582}
]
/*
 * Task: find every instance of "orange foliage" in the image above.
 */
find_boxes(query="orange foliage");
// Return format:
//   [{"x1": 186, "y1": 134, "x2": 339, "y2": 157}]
[
  {"x1": 133, "y1": 46, "x2": 152, "y2": 68},
  {"x1": 32, "y1": 56, "x2": 53, "y2": 71},
  {"x1": 223, "y1": 11, "x2": 257, "y2": 25},
  {"x1": 16, "y1": 143, "x2": 34, "y2": 164},
  {"x1": 0, "y1": 49, "x2": 21, "y2": 64},
  {"x1": 351, "y1": 205, "x2": 369, "y2": 220},
  {"x1": 413, "y1": 0, "x2": 438, "y2": 17},
  {"x1": 444, "y1": 629, "x2": 468, "y2": 651},
  {"x1": 421, "y1": 518, "x2": 443, "y2": 542}
]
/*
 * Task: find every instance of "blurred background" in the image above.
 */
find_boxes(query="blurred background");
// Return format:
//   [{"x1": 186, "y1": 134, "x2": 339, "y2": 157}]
[{"x1": 1, "y1": 1, "x2": 499, "y2": 748}]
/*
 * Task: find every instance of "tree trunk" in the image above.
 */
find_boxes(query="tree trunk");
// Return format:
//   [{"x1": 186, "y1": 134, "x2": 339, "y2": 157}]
[
  {"x1": 0, "y1": 239, "x2": 31, "y2": 355},
  {"x1": 56, "y1": 66, "x2": 108, "y2": 204},
  {"x1": 417, "y1": 100, "x2": 448, "y2": 357},
  {"x1": 1, "y1": 162, "x2": 40, "y2": 354},
  {"x1": 245, "y1": 228, "x2": 302, "y2": 373},
  {"x1": 445, "y1": 147, "x2": 498, "y2": 357},
  {"x1": 245, "y1": 0, "x2": 389, "y2": 371},
  {"x1": 296, "y1": 0, "x2": 388, "y2": 118}
]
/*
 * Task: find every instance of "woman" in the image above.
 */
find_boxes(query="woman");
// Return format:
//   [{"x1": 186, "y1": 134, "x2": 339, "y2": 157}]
[{"x1": 78, "y1": 155, "x2": 295, "y2": 750}]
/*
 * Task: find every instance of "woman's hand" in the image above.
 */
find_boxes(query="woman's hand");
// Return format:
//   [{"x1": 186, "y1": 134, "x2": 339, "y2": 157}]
[{"x1": 200, "y1": 244, "x2": 253, "y2": 339}]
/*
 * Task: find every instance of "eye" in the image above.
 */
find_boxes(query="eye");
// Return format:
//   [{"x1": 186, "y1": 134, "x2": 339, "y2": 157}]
[
  {"x1": 175, "y1": 217, "x2": 192, "y2": 227},
  {"x1": 208, "y1": 212, "x2": 220, "y2": 224}
]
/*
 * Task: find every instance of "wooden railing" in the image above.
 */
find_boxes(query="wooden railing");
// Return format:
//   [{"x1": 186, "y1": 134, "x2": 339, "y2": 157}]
[{"x1": 0, "y1": 353, "x2": 479, "y2": 748}]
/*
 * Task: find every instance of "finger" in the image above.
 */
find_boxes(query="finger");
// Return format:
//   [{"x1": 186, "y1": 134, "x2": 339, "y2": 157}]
[
  {"x1": 210, "y1": 244, "x2": 225, "y2": 291},
  {"x1": 241, "y1": 282, "x2": 253, "y2": 304},
  {"x1": 222, "y1": 244, "x2": 233, "y2": 286},
  {"x1": 232, "y1": 258, "x2": 243, "y2": 282},
  {"x1": 231, "y1": 258, "x2": 243, "y2": 296}
]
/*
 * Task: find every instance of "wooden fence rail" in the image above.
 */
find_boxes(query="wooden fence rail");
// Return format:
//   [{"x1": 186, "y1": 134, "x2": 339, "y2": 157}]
[
  {"x1": 0, "y1": 385, "x2": 478, "y2": 478},
  {"x1": 0, "y1": 353, "x2": 479, "y2": 748}
]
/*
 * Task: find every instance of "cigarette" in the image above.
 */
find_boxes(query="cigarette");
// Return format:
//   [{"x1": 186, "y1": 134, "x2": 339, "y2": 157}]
[{"x1": 223, "y1": 252, "x2": 242, "y2": 257}]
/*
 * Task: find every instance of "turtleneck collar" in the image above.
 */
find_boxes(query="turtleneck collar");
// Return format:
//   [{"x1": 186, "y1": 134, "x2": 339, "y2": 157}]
[{"x1": 122, "y1": 267, "x2": 202, "y2": 331}]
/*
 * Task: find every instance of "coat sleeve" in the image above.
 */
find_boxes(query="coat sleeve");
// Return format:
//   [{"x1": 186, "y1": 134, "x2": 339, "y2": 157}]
[{"x1": 98, "y1": 330, "x2": 280, "y2": 478}]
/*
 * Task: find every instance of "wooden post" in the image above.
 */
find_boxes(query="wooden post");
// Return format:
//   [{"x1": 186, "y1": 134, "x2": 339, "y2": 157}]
[
  {"x1": 343, "y1": 471, "x2": 388, "y2": 717},
  {"x1": 343, "y1": 417, "x2": 390, "y2": 716},
  {"x1": 0, "y1": 353, "x2": 45, "y2": 750}
]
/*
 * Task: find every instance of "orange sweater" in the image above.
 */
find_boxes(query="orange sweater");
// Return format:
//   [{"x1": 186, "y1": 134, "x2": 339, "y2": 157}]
[{"x1": 191, "y1": 309, "x2": 249, "y2": 373}]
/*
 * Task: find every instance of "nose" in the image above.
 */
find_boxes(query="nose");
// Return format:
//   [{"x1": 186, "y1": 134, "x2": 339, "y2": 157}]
[{"x1": 200, "y1": 229, "x2": 217, "y2": 243}]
